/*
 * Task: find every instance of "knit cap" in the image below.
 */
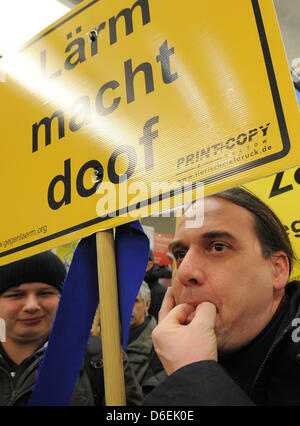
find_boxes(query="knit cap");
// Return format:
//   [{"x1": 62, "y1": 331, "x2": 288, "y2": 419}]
[{"x1": 0, "y1": 251, "x2": 66, "y2": 295}]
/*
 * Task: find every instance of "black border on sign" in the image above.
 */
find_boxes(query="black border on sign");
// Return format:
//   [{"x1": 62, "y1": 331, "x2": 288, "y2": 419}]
[
  {"x1": 0, "y1": 0, "x2": 291, "y2": 258},
  {"x1": 23, "y1": 0, "x2": 101, "y2": 50}
]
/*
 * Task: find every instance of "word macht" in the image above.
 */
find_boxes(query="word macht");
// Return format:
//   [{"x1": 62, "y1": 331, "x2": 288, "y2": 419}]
[{"x1": 32, "y1": 39, "x2": 178, "y2": 153}]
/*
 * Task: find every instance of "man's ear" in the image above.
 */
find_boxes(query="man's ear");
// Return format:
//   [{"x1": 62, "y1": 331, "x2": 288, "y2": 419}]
[
  {"x1": 270, "y1": 251, "x2": 290, "y2": 290},
  {"x1": 145, "y1": 298, "x2": 151, "y2": 312}
]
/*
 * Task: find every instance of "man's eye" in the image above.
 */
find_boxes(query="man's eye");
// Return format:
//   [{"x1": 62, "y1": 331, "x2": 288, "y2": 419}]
[
  {"x1": 4, "y1": 293, "x2": 23, "y2": 298},
  {"x1": 174, "y1": 250, "x2": 187, "y2": 260},
  {"x1": 211, "y1": 243, "x2": 228, "y2": 252}
]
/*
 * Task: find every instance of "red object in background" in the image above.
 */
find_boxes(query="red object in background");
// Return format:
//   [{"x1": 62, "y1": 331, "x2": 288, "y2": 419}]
[
  {"x1": 153, "y1": 232, "x2": 174, "y2": 288},
  {"x1": 153, "y1": 232, "x2": 174, "y2": 266}
]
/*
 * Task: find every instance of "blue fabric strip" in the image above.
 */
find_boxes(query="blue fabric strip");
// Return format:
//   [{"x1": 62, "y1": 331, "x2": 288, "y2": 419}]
[
  {"x1": 115, "y1": 221, "x2": 150, "y2": 349},
  {"x1": 29, "y1": 220, "x2": 149, "y2": 406},
  {"x1": 295, "y1": 86, "x2": 300, "y2": 104}
]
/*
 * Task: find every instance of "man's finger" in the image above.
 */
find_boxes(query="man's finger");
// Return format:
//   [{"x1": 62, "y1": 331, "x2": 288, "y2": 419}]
[
  {"x1": 191, "y1": 302, "x2": 217, "y2": 329},
  {"x1": 161, "y1": 302, "x2": 195, "y2": 326},
  {"x1": 158, "y1": 287, "x2": 176, "y2": 322}
]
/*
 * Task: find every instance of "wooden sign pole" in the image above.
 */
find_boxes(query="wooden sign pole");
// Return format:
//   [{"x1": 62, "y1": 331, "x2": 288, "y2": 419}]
[
  {"x1": 96, "y1": 229, "x2": 126, "y2": 406},
  {"x1": 91, "y1": 305, "x2": 100, "y2": 336}
]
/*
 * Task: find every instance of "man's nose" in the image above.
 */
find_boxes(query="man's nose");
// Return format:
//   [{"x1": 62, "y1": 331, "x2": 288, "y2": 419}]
[
  {"x1": 176, "y1": 249, "x2": 205, "y2": 286},
  {"x1": 23, "y1": 294, "x2": 41, "y2": 312}
]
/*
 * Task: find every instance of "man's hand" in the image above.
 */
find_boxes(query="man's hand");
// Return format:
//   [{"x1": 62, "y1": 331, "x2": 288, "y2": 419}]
[{"x1": 152, "y1": 287, "x2": 217, "y2": 375}]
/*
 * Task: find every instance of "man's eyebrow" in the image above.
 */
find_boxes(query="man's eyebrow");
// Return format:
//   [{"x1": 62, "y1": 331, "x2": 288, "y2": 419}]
[
  {"x1": 4, "y1": 288, "x2": 23, "y2": 293},
  {"x1": 201, "y1": 231, "x2": 236, "y2": 241},
  {"x1": 168, "y1": 231, "x2": 236, "y2": 252},
  {"x1": 3, "y1": 285, "x2": 54, "y2": 293}
]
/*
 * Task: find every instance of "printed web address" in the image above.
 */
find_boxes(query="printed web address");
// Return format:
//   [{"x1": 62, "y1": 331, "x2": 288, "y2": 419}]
[{"x1": 0, "y1": 225, "x2": 48, "y2": 250}]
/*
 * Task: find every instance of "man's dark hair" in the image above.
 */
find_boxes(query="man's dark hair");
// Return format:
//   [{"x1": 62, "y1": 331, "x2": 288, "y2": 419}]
[{"x1": 211, "y1": 186, "x2": 296, "y2": 276}]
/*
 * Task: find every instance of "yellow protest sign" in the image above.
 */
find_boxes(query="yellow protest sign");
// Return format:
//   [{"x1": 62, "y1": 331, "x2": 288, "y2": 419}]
[
  {"x1": 0, "y1": 0, "x2": 300, "y2": 265},
  {"x1": 52, "y1": 240, "x2": 78, "y2": 269},
  {"x1": 244, "y1": 165, "x2": 300, "y2": 281}
]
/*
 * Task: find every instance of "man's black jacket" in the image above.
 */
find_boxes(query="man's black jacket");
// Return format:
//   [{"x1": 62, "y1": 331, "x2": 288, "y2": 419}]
[{"x1": 143, "y1": 281, "x2": 300, "y2": 406}]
